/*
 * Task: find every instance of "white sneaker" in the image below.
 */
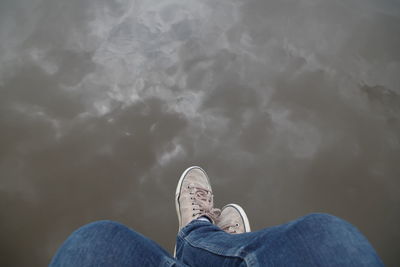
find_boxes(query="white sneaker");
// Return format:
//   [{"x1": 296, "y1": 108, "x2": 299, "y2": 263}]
[
  {"x1": 217, "y1": 204, "x2": 251, "y2": 234},
  {"x1": 175, "y1": 166, "x2": 221, "y2": 231}
]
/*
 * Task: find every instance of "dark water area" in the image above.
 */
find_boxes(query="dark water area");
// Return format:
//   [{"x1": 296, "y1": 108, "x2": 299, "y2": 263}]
[{"x1": 1, "y1": 0, "x2": 400, "y2": 266}]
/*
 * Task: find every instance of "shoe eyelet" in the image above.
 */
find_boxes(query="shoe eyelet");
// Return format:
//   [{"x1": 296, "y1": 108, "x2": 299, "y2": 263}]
[
  {"x1": 192, "y1": 214, "x2": 195, "y2": 217},
  {"x1": 236, "y1": 223, "x2": 239, "y2": 226}
]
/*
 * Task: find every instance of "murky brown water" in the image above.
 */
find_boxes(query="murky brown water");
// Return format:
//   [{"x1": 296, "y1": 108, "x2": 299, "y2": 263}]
[{"x1": 1, "y1": 0, "x2": 400, "y2": 266}]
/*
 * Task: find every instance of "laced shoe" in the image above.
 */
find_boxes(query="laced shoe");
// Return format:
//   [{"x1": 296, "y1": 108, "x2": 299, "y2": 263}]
[
  {"x1": 175, "y1": 166, "x2": 221, "y2": 231},
  {"x1": 217, "y1": 204, "x2": 251, "y2": 234}
]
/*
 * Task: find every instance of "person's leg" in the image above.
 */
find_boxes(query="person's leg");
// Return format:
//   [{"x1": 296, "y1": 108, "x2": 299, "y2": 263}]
[
  {"x1": 176, "y1": 213, "x2": 383, "y2": 267},
  {"x1": 50, "y1": 220, "x2": 185, "y2": 267}
]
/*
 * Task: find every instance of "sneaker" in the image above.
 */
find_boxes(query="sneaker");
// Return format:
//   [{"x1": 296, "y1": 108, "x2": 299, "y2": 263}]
[
  {"x1": 175, "y1": 166, "x2": 221, "y2": 231},
  {"x1": 217, "y1": 204, "x2": 251, "y2": 234}
]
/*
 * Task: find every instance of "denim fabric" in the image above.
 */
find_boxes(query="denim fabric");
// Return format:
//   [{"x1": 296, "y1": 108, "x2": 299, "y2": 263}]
[
  {"x1": 176, "y1": 213, "x2": 383, "y2": 267},
  {"x1": 50, "y1": 213, "x2": 383, "y2": 266},
  {"x1": 49, "y1": 220, "x2": 185, "y2": 267}
]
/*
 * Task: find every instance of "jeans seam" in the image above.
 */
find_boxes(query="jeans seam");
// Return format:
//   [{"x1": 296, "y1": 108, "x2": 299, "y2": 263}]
[
  {"x1": 179, "y1": 220, "x2": 258, "y2": 266},
  {"x1": 183, "y1": 235, "x2": 250, "y2": 263},
  {"x1": 186, "y1": 239, "x2": 248, "y2": 265},
  {"x1": 162, "y1": 256, "x2": 177, "y2": 266},
  {"x1": 178, "y1": 220, "x2": 210, "y2": 238},
  {"x1": 243, "y1": 253, "x2": 258, "y2": 266}
]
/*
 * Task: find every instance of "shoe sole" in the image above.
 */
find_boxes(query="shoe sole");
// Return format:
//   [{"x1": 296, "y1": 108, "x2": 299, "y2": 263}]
[
  {"x1": 174, "y1": 166, "x2": 211, "y2": 257},
  {"x1": 222, "y1": 203, "x2": 251, "y2": 232}
]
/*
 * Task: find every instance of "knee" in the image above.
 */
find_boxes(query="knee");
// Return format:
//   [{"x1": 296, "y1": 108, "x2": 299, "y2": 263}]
[
  {"x1": 299, "y1": 213, "x2": 353, "y2": 230},
  {"x1": 287, "y1": 213, "x2": 382, "y2": 265},
  {"x1": 80, "y1": 220, "x2": 125, "y2": 230},
  {"x1": 77, "y1": 220, "x2": 126, "y2": 234},
  {"x1": 301, "y1": 213, "x2": 348, "y2": 226},
  {"x1": 51, "y1": 221, "x2": 152, "y2": 266},
  {"x1": 295, "y1": 213, "x2": 360, "y2": 241},
  {"x1": 70, "y1": 220, "x2": 134, "y2": 244}
]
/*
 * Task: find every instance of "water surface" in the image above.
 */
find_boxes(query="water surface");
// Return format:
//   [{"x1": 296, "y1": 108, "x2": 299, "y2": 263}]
[{"x1": 0, "y1": 0, "x2": 399, "y2": 265}]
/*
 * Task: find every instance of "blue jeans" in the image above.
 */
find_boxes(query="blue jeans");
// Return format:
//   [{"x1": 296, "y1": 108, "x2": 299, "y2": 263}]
[{"x1": 50, "y1": 213, "x2": 383, "y2": 266}]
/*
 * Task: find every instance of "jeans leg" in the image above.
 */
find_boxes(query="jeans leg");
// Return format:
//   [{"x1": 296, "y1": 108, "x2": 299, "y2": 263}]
[
  {"x1": 50, "y1": 220, "x2": 184, "y2": 267},
  {"x1": 176, "y1": 213, "x2": 383, "y2": 267}
]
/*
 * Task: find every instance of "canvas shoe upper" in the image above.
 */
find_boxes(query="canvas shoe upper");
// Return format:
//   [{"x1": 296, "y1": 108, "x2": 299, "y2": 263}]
[
  {"x1": 175, "y1": 166, "x2": 221, "y2": 230},
  {"x1": 217, "y1": 204, "x2": 251, "y2": 234}
]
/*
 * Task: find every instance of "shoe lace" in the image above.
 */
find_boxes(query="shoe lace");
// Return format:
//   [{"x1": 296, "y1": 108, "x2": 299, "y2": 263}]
[
  {"x1": 220, "y1": 223, "x2": 240, "y2": 234},
  {"x1": 188, "y1": 184, "x2": 221, "y2": 221}
]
